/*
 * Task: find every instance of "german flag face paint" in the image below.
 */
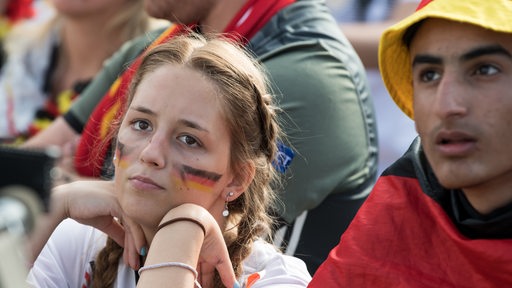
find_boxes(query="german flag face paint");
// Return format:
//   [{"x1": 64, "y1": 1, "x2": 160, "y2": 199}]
[
  {"x1": 171, "y1": 164, "x2": 222, "y2": 193},
  {"x1": 114, "y1": 141, "x2": 130, "y2": 169}
]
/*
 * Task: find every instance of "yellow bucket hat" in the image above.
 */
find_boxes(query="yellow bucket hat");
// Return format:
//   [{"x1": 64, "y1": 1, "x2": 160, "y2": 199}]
[{"x1": 379, "y1": 0, "x2": 512, "y2": 119}]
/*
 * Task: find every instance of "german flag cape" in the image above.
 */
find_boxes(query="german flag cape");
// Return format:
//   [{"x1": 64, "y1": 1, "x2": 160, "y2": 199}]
[
  {"x1": 310, "y1": 139, "x2": 512, "y2": 287},
  {"x1": 74, "y1": 0, "x2": 295, "y2": 177}
]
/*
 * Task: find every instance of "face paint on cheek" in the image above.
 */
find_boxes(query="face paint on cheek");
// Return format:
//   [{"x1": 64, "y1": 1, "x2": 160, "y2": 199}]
[
  {"x1": 170, "y1": 164, "x2": 222, "y2": 193},
  {"x1": 115, "y1": 141, "x2": 131, "y2": 169}
]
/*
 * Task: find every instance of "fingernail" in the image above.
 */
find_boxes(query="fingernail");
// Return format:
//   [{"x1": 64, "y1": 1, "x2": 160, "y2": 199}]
[
  {"x1": 233, "y1": 280, "x2": 241, "y2": 288},
  {"x1": 139, "y1": 246, "x2": 147, "y2": 256}
]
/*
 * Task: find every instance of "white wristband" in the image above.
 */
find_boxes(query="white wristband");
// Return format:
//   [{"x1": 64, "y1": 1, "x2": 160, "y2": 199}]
[{"x1": 138, "y1": 261, "x2": 202, "y2": 288}]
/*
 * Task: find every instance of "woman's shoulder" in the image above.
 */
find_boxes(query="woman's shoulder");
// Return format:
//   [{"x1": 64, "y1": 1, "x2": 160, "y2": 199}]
[
  {"x1": 27, "y1": 219, "x2": 108, "y2": 287},
  {"x1": 240, "y1": 240, "x2": 311, "y2": 287}
]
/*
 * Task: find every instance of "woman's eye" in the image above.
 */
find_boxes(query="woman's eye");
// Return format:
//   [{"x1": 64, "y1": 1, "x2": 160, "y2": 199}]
[
  {"x1": 178, "y1": 135, "x2": 199, "y2": 147},
  {"x1": 132, "y1": 120, "x2": 152, "y2": 131},
  {"x1": 475, "y1": 64, "x2": 499, "y2": 76}
]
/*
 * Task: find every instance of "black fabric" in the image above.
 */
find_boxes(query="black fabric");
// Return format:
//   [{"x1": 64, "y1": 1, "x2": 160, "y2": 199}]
[
  {"x1": 63, "y1": 111, "x2": 84, "y2": 133},
  {"x1": 451, "y1": 190, "x2": 512, "y2": 238}
]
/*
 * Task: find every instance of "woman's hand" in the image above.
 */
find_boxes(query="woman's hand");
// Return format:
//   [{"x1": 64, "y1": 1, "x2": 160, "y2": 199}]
[
  {"x1": 28, "y1": 180, "x2": 146, "y2": 265},
  {"x1": 121, "y1": 214, "x2": 147, "y2": 270},
  {"x1": 140, "y1": 203, "x2": 238, "y2": 288},
  {"x1": 56, "y1": 180, "x2": 125, "y2": 245},
  {"x1": 58, "y1": 180, "x2": 147, "y2": 269}
]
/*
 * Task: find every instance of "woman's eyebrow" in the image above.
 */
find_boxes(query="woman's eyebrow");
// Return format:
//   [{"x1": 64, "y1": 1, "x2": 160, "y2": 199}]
[
  {"x1": 177, "y1": 119, "x2": 208, "y2": 132},
  {"x1": 130, "y1": 105, "x2": 157, "y2": 116}
]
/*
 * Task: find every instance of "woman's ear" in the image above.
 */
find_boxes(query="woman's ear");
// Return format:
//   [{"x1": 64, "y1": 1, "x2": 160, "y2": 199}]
[{"x1": 224, "y1": 161, "x2": 255, "y2": 200}]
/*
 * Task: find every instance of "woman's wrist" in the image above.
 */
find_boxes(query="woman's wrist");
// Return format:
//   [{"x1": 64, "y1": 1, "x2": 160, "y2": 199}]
[
  {"x1": 146, "y1": 206, "x2": 207, "y2": 265},
  {"x1": 139, "y1": 215, "x2": 205, "y2": 287}
]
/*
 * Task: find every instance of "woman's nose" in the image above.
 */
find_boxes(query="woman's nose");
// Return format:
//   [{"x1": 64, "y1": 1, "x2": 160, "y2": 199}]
[{"x1": 139, "y1": 134, "x2": 167, "y2": 168}]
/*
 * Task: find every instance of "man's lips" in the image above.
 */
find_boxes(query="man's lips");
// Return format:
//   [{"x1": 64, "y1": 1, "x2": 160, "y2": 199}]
[
  {"x1": 435, "y1": 130, "x2": 477, "y2": 156},
  {"x1": 129, "y1": 175, "x2": 165, "y2": 190}
]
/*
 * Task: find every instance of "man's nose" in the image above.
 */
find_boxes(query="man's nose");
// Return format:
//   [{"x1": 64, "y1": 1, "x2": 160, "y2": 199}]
[{"x1": 433, "y1": 73, "x2": 468, "y2": 119}]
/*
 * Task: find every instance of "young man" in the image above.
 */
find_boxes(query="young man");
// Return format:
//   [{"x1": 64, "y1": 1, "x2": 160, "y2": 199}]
[
  {"x1": 310, "y1": 0, "x2": 512, "y2": 286},
  {"x1": 23, "y1": 0, "x2": 378, "y2": 274}
]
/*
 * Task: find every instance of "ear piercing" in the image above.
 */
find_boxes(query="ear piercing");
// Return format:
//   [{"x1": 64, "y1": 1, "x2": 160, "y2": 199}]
[{"x1": 222, "y1": 192, "x2": 234, "y2": 217}]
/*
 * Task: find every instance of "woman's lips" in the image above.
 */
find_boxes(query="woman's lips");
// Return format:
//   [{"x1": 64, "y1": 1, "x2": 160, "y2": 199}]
[{"x1": 129, "y1": 175, "x2": 164, "y2": 190}]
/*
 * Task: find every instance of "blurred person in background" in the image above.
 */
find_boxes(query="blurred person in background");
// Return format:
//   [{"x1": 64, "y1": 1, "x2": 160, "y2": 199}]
[
  {"x1": 0, "y1": 0, "x2": 155, "y2": 144},
  {"x1": 0, "y1": 0, "x2": 34, "y2": 68}
]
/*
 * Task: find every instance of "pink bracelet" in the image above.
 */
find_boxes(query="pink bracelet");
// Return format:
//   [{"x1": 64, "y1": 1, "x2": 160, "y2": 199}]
[{"x1": 138, "y1": 261, "x2": 202, "y2": 287}]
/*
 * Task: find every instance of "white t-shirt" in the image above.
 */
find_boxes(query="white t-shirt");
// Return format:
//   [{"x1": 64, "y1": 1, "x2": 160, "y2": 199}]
[{"x1": 27, "y1": 219, "x2": 311, "y2": 287}]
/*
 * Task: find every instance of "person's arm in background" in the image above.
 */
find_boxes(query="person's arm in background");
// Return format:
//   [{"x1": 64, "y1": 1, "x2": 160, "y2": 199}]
[
  {"x1": 339, "y1": 1, "x2": 417, "y2": 68},
  {"x1": 21, "y1": 116, "x2": 78, "y2": 149}
]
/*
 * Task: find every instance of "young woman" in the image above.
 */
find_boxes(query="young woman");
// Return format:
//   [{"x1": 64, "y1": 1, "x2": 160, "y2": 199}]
[{"x1": 26, "y1": 33, "x2": 311, "y2": 288}]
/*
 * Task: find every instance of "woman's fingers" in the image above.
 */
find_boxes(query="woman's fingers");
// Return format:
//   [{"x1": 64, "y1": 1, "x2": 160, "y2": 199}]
[
  {"x1": 215, "y1": 257, "x2": 238, "y2": 288},
  {"x1": 99, "y1": 217, "x2": 125, "y2": 247},
  {"x1": 122, "y1": 216, "x2": 147, "y2": 270}
]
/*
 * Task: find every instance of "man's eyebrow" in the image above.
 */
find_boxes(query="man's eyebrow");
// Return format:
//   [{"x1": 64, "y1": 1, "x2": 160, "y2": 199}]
[
  {"x1": 412, "y1": 45, "x2": 512, "y2": 67},
  {"x1": 461, "y1": 45, "x2": 512, "y2": 61},
  {"x1": 412, "y1": 55, "x2": 442, "y2": 67},
  {"x1": 130, "y1": 105, "x2": 156, "y2": 116}
]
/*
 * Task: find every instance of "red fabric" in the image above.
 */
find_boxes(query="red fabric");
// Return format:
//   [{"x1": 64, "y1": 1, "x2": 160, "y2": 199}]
[
  {"x1": 74, "y1": 0, "x2": 295, "y2": 177},
  {"x1": 416, "y1": 0, "x2": 434, "y2": 11},
  {"x1": 310, "y1": 175, "x2": 512, "y2": 287},
  {"x1": 223, "y1": 0, "x2": 295, "y2": 42},
  {"x1": 5, "y1": 0, "x2": 34, "y2": 22}
]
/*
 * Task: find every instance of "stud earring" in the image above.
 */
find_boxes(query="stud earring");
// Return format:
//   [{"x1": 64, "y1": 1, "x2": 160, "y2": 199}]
[{"x1": 222, "y1": 192, "x2": 234, "y2": 217}]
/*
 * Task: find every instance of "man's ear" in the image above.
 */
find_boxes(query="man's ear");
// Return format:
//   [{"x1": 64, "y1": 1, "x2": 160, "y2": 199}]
[{"x1": 224, "y1": 161, "x2": 255, "y2": 200}]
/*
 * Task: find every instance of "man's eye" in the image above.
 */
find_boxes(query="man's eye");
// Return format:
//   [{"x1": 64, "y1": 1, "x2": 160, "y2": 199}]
[
  {"x1": 475, "y1": 64, "x2": 499, "y2": 76},
  {"x1": 420, "y1": 70, "x2": 440, "y2": 82},
  {"x1": 132, "y1": 120, "x2": 152, "y2": 131},
  {"x1": 178, "y1": 135, "x2": 199, "y2": 147}
]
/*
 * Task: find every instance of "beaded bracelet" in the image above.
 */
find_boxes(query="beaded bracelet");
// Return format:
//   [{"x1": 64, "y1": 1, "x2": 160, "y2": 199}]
[
  {"x1": 157, "y1": 217, "x2": 206, "y2": 237},
  {"x1": 138, "y1": 262, "x2": 202, "y2": 288}
]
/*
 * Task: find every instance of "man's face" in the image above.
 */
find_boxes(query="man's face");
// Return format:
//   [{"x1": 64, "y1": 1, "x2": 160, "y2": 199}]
[
  {"x1": 410, "y1": 18, "x2": 512, "y2": 210},
  {"x1": 143, "y1": 0, "x2": 214, "y2": 23}
]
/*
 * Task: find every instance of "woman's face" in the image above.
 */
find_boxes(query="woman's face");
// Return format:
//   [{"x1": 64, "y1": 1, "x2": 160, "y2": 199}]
[{"x1": 114, "y1": 64, "x2": 236, "y2": 228}]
